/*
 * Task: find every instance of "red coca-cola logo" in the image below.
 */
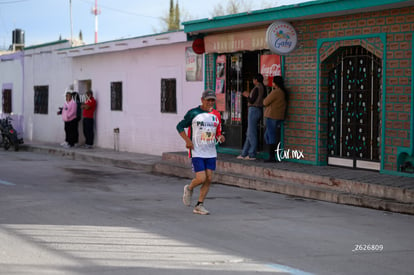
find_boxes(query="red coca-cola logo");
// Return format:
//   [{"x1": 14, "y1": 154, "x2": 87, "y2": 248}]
[{"x1": 261, "y1": 63, "x2": 281, "y2": 76}]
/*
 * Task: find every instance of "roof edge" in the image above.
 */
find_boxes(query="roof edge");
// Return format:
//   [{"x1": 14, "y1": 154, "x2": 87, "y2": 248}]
[
  {"x1": 183, "y1": 0, "x2": 414, "y2": 34},
  {"x1": 58, "y1": 30, "x2": 184, "y2": 52},
  {"x1": 24, "y1": 39, "x2": 70, "y2": 50}
]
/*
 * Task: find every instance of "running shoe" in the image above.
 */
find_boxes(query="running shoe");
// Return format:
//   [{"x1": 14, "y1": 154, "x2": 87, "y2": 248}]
[
  {"x1": 193, "y1": 204, "x2": 210, "y2": 215},
  {"x1": 182, "y1": 184, "x2": 193, "y2": 206}
]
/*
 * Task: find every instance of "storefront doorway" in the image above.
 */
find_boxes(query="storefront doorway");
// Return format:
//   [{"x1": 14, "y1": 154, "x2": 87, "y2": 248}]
[
  {"x1": 327, "y1": 46, "x2": 381, "y2": 170},
  {"x1": 78, "y1": 79, "x2": 92, "y2": 96},
  {"x1": 76, "y1": 79, "x2": 92, "y2": 145},
  {"x1": 219, "y1": 51, "x2": 267, "y2": 152}
]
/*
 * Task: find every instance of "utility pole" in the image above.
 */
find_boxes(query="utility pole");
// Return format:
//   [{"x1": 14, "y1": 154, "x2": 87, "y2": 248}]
[
  {"x1": 70, "y1": 0, "x2": 73, "y2": 46},
  {"x1": 91, "y1": 0, "x2": 101, "y2": 43}
]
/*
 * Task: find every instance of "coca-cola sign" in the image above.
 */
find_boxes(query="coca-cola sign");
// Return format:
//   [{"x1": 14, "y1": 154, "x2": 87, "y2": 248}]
[
  {"x1": 260, "y1": 55, "x2": 281, "y2": 87},
  {"x1": 266, "y1": 21, "x2": 297, "y2": 55},
  {"x1": 261, "y1": 63, "x2": 281, "y2": 77}
]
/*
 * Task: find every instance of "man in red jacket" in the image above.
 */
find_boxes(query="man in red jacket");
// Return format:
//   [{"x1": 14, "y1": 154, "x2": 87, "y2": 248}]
[{"x1": 81, "y1": 90, "x2": 97, "y2": 149}]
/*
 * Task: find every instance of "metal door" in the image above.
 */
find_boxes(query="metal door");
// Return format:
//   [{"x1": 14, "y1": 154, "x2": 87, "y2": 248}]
[{"x1": 327, "y1": 47, "x2": 381, "y2": 170}]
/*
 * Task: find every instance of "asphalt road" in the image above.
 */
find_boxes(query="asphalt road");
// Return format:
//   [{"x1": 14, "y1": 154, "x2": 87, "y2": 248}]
[{"x1": 0, "y1": 150, "x2": 413, "y2": 275}]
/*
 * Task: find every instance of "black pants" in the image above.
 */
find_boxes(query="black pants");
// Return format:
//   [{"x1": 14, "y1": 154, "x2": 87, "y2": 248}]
[
  {"x1": 83, "y1": 118, "x2": 94, "y2": 146},
  {"x1": 64, "y1": 119, "x2": 78, "y2": 146},
  {"x1": 74, "y1": 118, "x2": 80, "y2": 144}
]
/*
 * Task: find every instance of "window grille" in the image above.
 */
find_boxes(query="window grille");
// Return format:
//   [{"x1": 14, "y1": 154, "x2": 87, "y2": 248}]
[
  {"x1": 111, "y1": 81, "x2": 123, "y2": 111},
  {"x1": 161, "y1": 78, "x2": 177, "y2": 113},
  {"x1": 2, "y1": 89, "x2": 12, "y2": 114},
  {"x1": 34, "y1": 86, "x2": 49, "y2": 114}
]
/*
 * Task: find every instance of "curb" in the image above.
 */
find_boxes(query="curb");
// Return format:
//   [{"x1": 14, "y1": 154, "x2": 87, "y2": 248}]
[
  {"x1": 23, "y1": 144, "x2": 161, "y2": 173},
  {"x1": 154, "y1": 153, "x2": 414, "y2": 215},
  {"x1": 20, "y1": 145, "x2": 414, "y2": 215}
]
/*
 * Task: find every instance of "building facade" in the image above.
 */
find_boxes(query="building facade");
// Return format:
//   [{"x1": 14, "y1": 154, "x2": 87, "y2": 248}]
[
  {"x1": 57, "y1": 32, "x2": 203, "y2": 154},
  {"x1": 23, "y1": 40, "x2": 73, "y2": 142},
  {"x1": 0, "y1": 31, "x2": 203, "y2": 155},
  {"x1": 183, "y1": 0, "x2": 414, "y2": 176},
  {"x1": 1, "y1": 0, "x2": 413, "y2": 177}
]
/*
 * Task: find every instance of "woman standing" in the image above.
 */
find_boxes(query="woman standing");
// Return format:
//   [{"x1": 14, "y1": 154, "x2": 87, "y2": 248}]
[
  {"x1": 237, "y1": 74, "x2": 265, "y2": 160},
  {"x1": 263, "y1": 76, "x2": 288, "y2": 162},
  {"x1": 60, "y1": 92, "x2": 78, "y2": 148}
]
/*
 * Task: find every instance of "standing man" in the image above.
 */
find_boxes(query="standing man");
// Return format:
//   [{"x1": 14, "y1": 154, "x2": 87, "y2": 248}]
[
  {"x1": 176, "y1": 90, "x2": 225, "y2": 215},
  {"x1": 81, "y1": 90, "x2": 97, "y2": 149}
]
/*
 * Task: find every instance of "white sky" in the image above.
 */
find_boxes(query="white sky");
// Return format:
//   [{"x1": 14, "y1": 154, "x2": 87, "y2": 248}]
[{"x1": 0, "y1": 0, "x2": 312, "y2": 48}]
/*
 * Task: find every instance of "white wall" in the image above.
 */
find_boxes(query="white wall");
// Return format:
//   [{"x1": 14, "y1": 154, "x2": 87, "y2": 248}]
[
  {"x1": 4, "y1": 34, "x2": 205, "y2": 155},
  {"x1": 0, "y1": 52, "x2": 24, "y2": 133},
  {"x1": 71, "y1": 41, "x2": 203, "y2": 155},
  {"x1": 23, "y1": 41, "x2": 73, "y2": 143}
]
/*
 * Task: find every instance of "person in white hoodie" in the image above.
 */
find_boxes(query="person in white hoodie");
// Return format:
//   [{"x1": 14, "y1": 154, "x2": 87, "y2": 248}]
[{"x1": 59, "y1": 92, "x2": 78, "y2": 148}]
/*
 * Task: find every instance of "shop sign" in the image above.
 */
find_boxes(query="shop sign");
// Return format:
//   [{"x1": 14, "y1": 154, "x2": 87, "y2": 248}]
[
  {"x1": 260, "y1": 55, "x2": 281, "y2": 87},
  {"x1": 204, "y1": 28, "x2": 267, "y2": 53},
  {"x1": 215, "y1": 55, "x2": 226, "y2": 94},
  {"x1": 266, "y1": 21, "x2": 297, "y2": 55},
  {"x1": 192, "y1": 38, "x2": 205, "y2": 54},
  {"x1": 215, "y1": 55, "x2": 226, "y2": 111},
  {"x1": 185, "y1": 47, "x2": 203, "y2": 81}
]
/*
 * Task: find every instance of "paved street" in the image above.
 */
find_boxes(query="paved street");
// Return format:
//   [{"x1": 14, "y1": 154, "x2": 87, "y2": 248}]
[{"x1": 0, "y1": 150, "x2": 413, "y2": 275}]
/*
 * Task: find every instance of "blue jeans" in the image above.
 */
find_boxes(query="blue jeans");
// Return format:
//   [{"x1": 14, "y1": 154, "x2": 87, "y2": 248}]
[
  {"x1": 265, "y1": 118, "x2": 282, "y2": 145},
  {"x1": 241, "y1": 107, "x2": 262, "y2": 158}
]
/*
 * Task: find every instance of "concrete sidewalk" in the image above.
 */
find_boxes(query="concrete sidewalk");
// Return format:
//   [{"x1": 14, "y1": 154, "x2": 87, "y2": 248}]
[
  {"x1": 21, "y1": 142, "x2": 414, "y2": 215},
  {"x1": 23, "y1": 142, "x2": 161, "y2": 173}
]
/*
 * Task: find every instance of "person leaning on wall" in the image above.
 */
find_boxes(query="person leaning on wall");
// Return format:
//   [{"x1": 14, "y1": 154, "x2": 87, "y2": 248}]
[
  {"x1": 71, "y1": 91, "x2": 82, "y2": 146},
  {"x1": 81, "y1": 90, "x2": 97, "y2": 149},
  {"x1": 263, "y1": 76, "x2": 288, "y2": 162}
]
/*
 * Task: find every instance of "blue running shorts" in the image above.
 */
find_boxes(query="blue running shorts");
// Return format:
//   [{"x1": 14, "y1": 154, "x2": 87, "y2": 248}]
[{"x1": 191, "y1": 157, "x2": 216, "y2": 173}]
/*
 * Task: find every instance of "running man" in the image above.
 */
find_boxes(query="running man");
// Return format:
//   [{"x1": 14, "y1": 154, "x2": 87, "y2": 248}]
[{"x1": 176, "y1": 90, "x2": 225, "y2": 215}]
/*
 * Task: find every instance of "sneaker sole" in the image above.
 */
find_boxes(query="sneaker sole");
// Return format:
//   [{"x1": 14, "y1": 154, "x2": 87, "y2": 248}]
[{"x1": 193, "y1": 209, "x2": 210, "y2": 215}]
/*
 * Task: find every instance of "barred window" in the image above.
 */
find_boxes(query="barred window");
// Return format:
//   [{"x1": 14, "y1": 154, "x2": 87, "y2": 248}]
[
  {"x1": 111, "y1": 81, "x2": 123, "y2": 111},
  {"x1": 2, "y1": 89, "x2": 12, "y2": 114},
  {"x1": 34, "y1": 86, "x2": 49, "y2": 114},
  {"x1": 161, "y1": 78, "x2": 176, "y2": 113}
]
